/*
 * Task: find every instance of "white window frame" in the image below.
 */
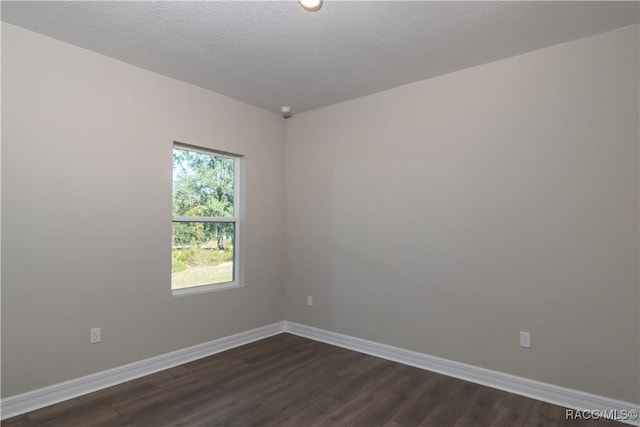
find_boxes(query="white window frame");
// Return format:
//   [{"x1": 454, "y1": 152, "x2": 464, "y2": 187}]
[{"x1": 171, "y1": 142, "x2": 243, "y2": 296}]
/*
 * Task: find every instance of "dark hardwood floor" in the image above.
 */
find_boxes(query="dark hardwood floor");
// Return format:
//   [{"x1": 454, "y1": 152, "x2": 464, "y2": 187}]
[{"x1": 2, "y1": 333, "x2": 624, "y2": 427}]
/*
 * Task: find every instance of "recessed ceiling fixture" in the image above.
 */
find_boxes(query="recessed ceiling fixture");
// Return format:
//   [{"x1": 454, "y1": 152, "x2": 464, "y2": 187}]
[{"x1": 299, "y1": 0, "x2": 323, "y2": 12}]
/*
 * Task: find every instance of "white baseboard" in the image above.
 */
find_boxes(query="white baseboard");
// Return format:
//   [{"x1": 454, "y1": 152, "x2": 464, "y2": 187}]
[
  {"x1": 0, "y1": 321, "x2": 285, "y2": 420},
  {"x1": 2, "y1": 320, "x2": 637, "y2": 426},
  {"x1": 283, "y1": 321, "x2": 640, "y2": 426}
]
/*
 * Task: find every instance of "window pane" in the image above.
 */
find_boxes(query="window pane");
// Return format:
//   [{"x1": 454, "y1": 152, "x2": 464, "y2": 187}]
[
  {"x1": 172, "y1": 148, "x2": 235, "y2": 217},
  {"x1": 171, "y1": 222, "x2": 235, "y2": 289}
]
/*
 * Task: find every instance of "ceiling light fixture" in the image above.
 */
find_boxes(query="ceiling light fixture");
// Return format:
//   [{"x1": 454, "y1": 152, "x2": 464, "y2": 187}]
[{"x1": 299, "y1": 0, "x2": 323, "y2": 12}]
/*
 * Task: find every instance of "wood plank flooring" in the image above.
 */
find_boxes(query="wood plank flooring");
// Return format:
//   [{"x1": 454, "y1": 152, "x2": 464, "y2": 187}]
[{"x1": 2, "y1": 333, "x2": 625, "y2": 427}]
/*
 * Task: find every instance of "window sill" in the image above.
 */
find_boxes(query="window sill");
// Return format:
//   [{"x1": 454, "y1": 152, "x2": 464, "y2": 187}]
[{"x1": 172, "y1": 281, "x2": 244, "y2": 297}]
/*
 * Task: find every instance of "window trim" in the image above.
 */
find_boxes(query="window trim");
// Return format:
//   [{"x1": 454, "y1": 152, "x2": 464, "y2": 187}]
[{"x1": 171, "y1": 142, "x2": 243, "y2": 297}]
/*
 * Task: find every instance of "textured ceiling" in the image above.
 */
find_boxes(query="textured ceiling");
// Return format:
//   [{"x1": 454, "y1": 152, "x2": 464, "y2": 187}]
[{"x1": 2, "y1": 1, "x2": 639, "y2": 115}]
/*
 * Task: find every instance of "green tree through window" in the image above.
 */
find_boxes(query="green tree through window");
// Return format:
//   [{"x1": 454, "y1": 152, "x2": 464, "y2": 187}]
[{"x1": 172, "y1": 145, "x2": 240, "y2": 291}]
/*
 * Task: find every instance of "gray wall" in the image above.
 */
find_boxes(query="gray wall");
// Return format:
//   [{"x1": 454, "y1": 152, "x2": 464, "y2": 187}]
[
  {"x1": 2, "y1": 22, "x2": 638, "y2": 405},
  {"x1": 284, "y1": 24, "x2": 639, "y2": 403},
  {"x1": 1, "y1": 23, "x2": 286, "y2": 397}
]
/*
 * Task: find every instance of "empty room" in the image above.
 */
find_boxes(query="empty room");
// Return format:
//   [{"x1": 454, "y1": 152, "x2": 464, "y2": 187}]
[{"x1": 1, "y1": 1, "x2": 639, "y2": 426}]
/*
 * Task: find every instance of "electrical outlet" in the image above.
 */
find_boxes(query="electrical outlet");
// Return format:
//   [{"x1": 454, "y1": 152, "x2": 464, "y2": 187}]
[
  {"x1": 90, "y1": 327, "x2": 101, "y2": 344},
  {"x1": 307, "y1": 295, "x2": 313, "y2": 306},
  {"x1": 520, "y1": 331, "x2": 531, "y2": 348}
]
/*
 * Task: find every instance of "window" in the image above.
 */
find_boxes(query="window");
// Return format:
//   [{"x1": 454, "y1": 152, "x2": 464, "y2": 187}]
[{"x1": 171, "y1": 143, "x2": 241, "y2": 295}]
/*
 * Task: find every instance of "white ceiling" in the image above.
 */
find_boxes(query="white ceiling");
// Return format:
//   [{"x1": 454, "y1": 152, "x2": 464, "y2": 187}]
[{"x1": 2, "y1": 1, "x2": 639, "y2": 115}]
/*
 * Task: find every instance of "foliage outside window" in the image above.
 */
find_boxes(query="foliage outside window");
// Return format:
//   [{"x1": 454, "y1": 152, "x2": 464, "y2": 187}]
[{"x1": 172, "y1": 144, "x2": 240, "y2": 294}]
